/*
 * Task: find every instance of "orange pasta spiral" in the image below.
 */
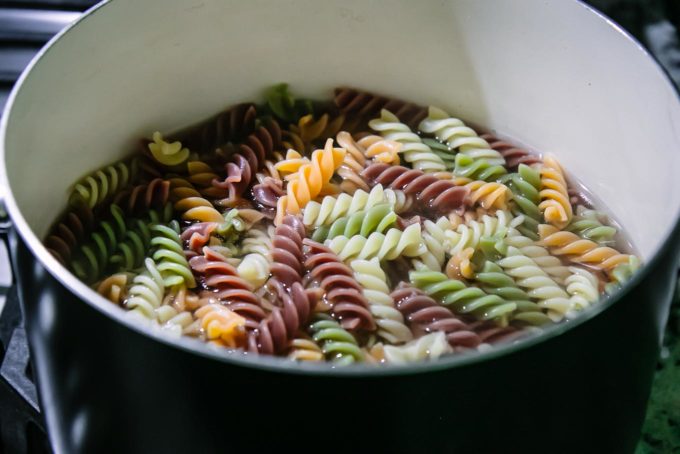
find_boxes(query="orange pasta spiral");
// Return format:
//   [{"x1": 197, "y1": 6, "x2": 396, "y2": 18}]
[
  {"x1": 335, "y1": 131, "x2": 369, "y2": 194},
  {"x1": 450, "y1": 176, "x2": 511, "y2": 211},
  {"x1": 538, "y1": 224, "x2": 630, "y2": 271},
  {"x1": 539, "y1": 156, "x2": 573, "y2": 229},
  {"x1": 276, "y1": 138, "x2": 346, "y2": 217},
  {"x1": 195, "y1": 303, "x2": 247, "y2": 348}
]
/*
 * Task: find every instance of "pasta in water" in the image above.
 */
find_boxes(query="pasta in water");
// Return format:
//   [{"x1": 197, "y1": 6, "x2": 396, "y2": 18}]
[{"x1": 45, "y1": 84, "x2": 640, "y2": 365}]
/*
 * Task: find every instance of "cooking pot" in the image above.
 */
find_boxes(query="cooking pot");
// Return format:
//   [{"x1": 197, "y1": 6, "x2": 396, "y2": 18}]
[{"x1": 2, "y1": 0, "x2": 680, "y2": 452}]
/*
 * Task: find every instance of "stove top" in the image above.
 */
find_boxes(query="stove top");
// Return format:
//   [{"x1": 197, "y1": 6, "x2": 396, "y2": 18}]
[{"x1": 0, "y1": 1, "x2": 678, "y2": 453}]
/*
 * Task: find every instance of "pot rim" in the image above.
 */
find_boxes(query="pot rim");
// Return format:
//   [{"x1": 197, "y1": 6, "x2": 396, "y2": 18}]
[{"x1": 1, "y1": 0, "x2": 678, "y2": 377}]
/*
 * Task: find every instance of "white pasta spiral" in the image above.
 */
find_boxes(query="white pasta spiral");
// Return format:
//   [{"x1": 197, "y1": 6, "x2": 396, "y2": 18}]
[
  {"x1": 413, "y1": 217, "x2": 452, "y2": 271},
  {"x1": 237, "y1": 225, "x2": 274, "y2": 288},
  {"x1": 505, "y1": 228, "x2": 571, "y2": 284},
  {"x1": 350, "y1": 258, "x2": 413, "y2": 344},
  {"x1": 126, "y1": 258, "x2": 165, "y2": 319},
  {"x1": 444, "y1": 210, "x2": 524, "y2": 255},
  {"x1": 496, "y1": 245, "x2": 570, "y2": 321},
  {"x1": 369, "y1": 109, "x2": 447, "y2": 172},
  {"x1": 565, "y1": 266, "x2": 600, "y2": 316},
  {"x1": 303, "y1": 184, "x2": 407, "y2": 227},
  {"x1": 326, "y1": 223, "x2": 425, "y2": 262},
  {"x1": 418, "y1": 106, "x2": 505, "y2": 166},
  {"x1": 383, "y1": 331, "x2": 453, "y2": 364}
]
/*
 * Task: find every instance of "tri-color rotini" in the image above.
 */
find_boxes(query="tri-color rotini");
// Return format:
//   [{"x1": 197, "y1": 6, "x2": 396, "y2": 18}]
[{"x1": 46, "y1": 84, "x2": 640, "y2": 365}]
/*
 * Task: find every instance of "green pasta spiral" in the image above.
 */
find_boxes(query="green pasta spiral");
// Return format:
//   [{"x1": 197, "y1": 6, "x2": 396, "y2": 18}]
[
  {"x1": 263, "y1": 83, "x2": 313, "y2": 123},
  {"x1": 500, "y1": 164, "x2": 542, "y2": 240},
  {"x1": 475, "y1": 261, "x2": 552, "y2": 325},
  {"x1": 453, "y1": 153, "x2": 507, "y2": 181},
  {"x1": 150, "y1": 221, "x2": 197, "y2": 289},
  {"x1": 109, "y1": 203, "x2": 173, "y2": 272},
  {"x1": 309, "y1": 314, "x2": 363, "y2": 365},
  {"x1": 311, "y1": 203, "x2": 397, "y2": 242},
  {"x1": 70, "y1": 204, "x2": 127, "y2": 283},
  {"x1": 70, "y1": 159, "x2": 138, "y2": 209},
  {"x1": 422, "y1": 138, "x2": 456, "y2": 171},
  {"x1": 566, "y1": 206, "x2": 617, "y2": 245},
  {"x1": 410, "y1": 270, "x2": 517, "y2": 323},
  {"x1": 605, "y1": 256, "x2": 641, "y2": 295}
]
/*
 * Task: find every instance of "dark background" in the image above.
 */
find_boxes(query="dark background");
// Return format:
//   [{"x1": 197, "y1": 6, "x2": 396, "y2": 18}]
[{"x1": 0, "y1": 1, "x2": 678, "y2": 453}]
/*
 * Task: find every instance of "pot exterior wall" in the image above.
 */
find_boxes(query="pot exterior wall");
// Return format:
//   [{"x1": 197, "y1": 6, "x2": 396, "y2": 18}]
[{"x1": 10, "y1": 228, "x2": 678, "y2": 454}]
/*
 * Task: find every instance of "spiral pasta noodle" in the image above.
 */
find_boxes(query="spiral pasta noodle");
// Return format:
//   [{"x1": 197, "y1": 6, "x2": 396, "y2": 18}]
[
  {"x1": 302, "y1": 184, "x2": 406, "y2": 228},
  {"x1": 537, "y1": 224, "x2": 630, "y2": 272},
  {"x1": 410, "y1": 270, "x2": 518, "y2": 324},
  {"x1": 499, "y1": 164, "x2": 542, "y2": 240},
  {"x1": 350, "y1": 258, "x2": 413, "y2": 344},
  {"x1": 151, "y1": 221, "x2": 197, "y2": 289},
  {"x1": 189, "y1": 247, "x2": 267, "y2": 330},
  {"x1": 45, "y1": 204, "x2": 94, "y2": 264},
  {"x1": 418, "y1": 106, "x2": 506, "y2": 181},
  {"x1": 326, "y1": 223, "x2": 425, "y2": 262},
  {"x1": 113, "y1": 178, "x2": 170, "y2": 214},
  {"x1": 505, "y1": 228, "x2": 571, "y2": 284},
  {"x1": 287, "y1": 336, "x2": 324, "y2": 361},
  {"x1": 148, "y1": 131, "x2": 190, "y2": 167},
  {"x1": 391, "y1": 285, "x2": 482, "y2": 349},
  {"x1": 308, "y1": 314, "x2": 364, "y2": 365},
  {"x1": 48, "y1": 84, "x2": 641, "y2": 364},
  {"x1": 361, "y1": 163, "x2": 469, "y2": 214},
  {"x1": 474, "y1": 261, "x2": 551, "y2": 326},
  {"x1": 70, "y1": 158, "x2": 138, "y2": 210},
  {"x1": 480, "y1": 133, "x2": 542, "y2": 170},
  {"x1": 383, "y1": 331, "x2": 452, "y2": 364},
  {"x1": 174, "y1": 103, "x2": 257, "y2": 153},
  {"x1": 495, "y1": 244, "x2": 571, "y2": 320},
  {"x1": 236, "y1": 225, "x2": 274, "y2": 289},
  {"x1": 564, "y1": 266, "x2": 600, "y2": 315},
  {"x1": 126, "y1": 258, "x2": 166, "y2": 320},
  {"x1": 334, "y1": 86, "x2": 428, "y2": 129},
  {"x1": 310, "y1": 203, "x2": 396, "y2": 242},
  {"x1": 369, "y1": 109, "x2": 447, "y2": 172},
  {"x1": 304, "y1": 239, "x2": 375, "y2": 332},
  {"x1": 97, "y1": 273, "x2": 129, "y2": 305},
  {"x1": 566, "y1": 205, "x2": 617, "y2": 245},
  {"x1": 538, "y1": 155, "x2": 573, "y2": 229},
  {"x1": 276, "y1": 139, "x2": 346, "y2": 218}
]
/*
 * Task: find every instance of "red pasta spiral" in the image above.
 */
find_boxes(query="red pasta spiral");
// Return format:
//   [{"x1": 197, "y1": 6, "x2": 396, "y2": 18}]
[
  {"x1": 252, "y1": 176, "x2": 285, "y2": 219},
  {"x1": 250, "y1": 278, "x2": 318, "y2": 355},
  {"x1": 390, "y1": 285, "x2": 481, "y2": 349},
  {"x1": 174, "y1": 103, "x2": 258, "y2": 153},
  {"x1": 480, "y1": 133, "x2": 541, "y2": 170},
  {"x1": 334, "y1": 87, "x2": 428, "y2": 130},
  {"x1": 212, "y1": 120, "x2": 282, "y2": 207},
  {"x1": 45, "y1": 204, "x2": 94, "y2": 264},
  {"x1": 181, "y1": 222, "x2": 218, "y2": 253},
  {"x1": 303, "y1": 239, "x2": 376, "y2": 332},
  {"x1": 112, "y1": 178, "x2": 170, "y2": 214},
  {"x1": 469, "y1": 321, "x2": 526, "y2": 345},
  {"x1": 270, "y1": 215, "x2": 306, "y2": 287},
  {"x1": 189, "y1": 247, "x2": 267, "y2": 331},
  {"x1": 361, "y1": 163, "x2": 470, "y2": 213}
]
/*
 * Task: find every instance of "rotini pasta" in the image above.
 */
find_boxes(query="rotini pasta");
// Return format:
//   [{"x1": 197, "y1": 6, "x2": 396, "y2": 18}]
[
  {"x1": 70, "y1": 158, "x2": 138, "y2": 209},
  {"x1": 351, "y1": 258, "x2": 413, "y2": 344},
  {"x1": 277, "y1": 138, "x2": 346, "y2": 217},
  {"x1": 369, "y1": 109, "x2": 447, "y2": 172},
  {"x1": 538, "y1": 155, "x2": 573, "y2": 229},
  {"x1": 148, "y1": 131, "x2": 191, "y2": 167},
  {"x1": 48, "y1": 84, "x2": 640, "y2": 364},
  {"x1": 383, "y1": 331, "x2": 452, "y2": 364},
  {"x1": 538, "y1": 224, "x2": 630, "y2": 272},
  {"x1": 326, "y1": 223, "x2": 425, "y2": 262}
]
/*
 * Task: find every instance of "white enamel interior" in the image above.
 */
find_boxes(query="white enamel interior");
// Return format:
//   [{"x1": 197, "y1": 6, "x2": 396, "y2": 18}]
[{"x1": 2, "y1": 0, "x2": 680, "y2": 263}]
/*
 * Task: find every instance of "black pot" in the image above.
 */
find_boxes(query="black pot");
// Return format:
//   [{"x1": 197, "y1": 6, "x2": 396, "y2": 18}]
[{"x1": 2, "y1": 1, "x2": 680, "y2": 453}]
